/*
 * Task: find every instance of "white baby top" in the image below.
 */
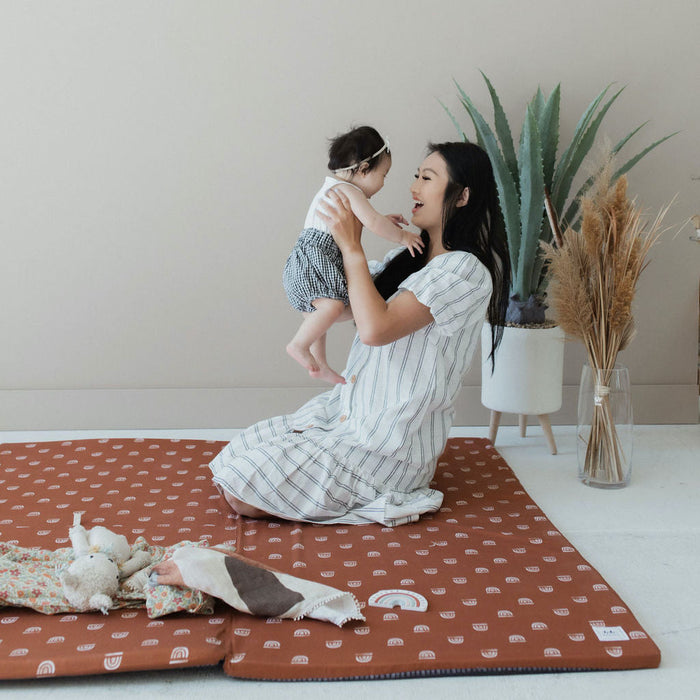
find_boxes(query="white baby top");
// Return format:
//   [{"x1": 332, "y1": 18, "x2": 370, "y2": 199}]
[{"x1": 303, "y1": 176, "x2": 362, "y2": 231}]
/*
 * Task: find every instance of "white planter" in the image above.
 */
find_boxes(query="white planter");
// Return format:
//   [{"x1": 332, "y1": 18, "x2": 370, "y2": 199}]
[{"x1": 481, "y1": 323, "x2": 565, "y2": 415}]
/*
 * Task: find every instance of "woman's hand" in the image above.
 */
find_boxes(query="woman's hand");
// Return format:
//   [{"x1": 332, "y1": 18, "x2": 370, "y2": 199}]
[
  {"x1": 319, "y1": 188, "x2": 434, "y2": 346},
  {"x1": 318, "y1": 188, "x2": 364, "y2": 255}
]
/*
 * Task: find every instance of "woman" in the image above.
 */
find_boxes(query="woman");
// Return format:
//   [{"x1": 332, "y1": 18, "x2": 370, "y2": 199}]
[{"x1": 209, "y1": 142, "x2": 510, "y2": 527}]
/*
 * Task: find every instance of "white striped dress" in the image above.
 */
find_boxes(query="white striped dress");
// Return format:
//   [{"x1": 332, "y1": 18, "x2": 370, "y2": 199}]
[{"x1": 209, "y1": 250, "x2": 492, "y2": 526}]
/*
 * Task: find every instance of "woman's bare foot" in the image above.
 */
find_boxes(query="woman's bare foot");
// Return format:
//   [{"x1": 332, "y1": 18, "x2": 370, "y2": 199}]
[
  {"x1": 286, "y1": 341, "x2": 319, "y2": 373},
  {"x1": 309, "y1": 364, "x2": 346, "y2": 384},
  {"x1": 152, "y1": 558, "x2": 185, "y2": 587},
  {"x1": 223, "y1": 488, "x2": 269, "y2": 519}
]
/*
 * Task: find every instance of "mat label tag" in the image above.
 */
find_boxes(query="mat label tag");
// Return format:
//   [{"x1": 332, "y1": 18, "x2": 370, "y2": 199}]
[{"x1": 591, "y1": 625, "x2": 629, "y2": 642}]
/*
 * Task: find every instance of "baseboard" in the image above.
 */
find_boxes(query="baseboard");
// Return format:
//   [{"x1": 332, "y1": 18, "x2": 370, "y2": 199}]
[
  {"x1": 0, "y1": 385, "x2": 697, "y2": 431},
  {"x1": 454, "y1": 384, "x2": 699, "y2": 426}
]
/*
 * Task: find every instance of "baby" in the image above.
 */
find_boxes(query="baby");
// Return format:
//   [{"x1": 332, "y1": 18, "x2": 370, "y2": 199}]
[{"x1": 283, "y1": 126, "x2": 423, "y2": 384}]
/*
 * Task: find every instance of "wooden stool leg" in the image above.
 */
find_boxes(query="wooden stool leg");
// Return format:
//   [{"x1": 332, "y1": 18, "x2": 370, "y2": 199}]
[
  {"x1": 537, "y1": 414, "x2": 557, "y2": 455},
  {"x1": 519, "y1": 414, "x2": 527, "y2": 438},
  {"x1": 489, "y1": 410, "x2": 502, "y2": 445}
]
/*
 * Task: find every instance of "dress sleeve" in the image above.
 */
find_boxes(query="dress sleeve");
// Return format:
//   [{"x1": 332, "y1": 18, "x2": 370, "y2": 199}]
[
  {"x1": 398, "y1": 252, "x2": 492, "y2": 336},
  {"x1": 368, "y1": 246, "x2": 404, "y2": 278}
]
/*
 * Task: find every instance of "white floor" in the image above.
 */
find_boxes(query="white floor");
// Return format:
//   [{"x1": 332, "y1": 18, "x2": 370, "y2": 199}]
[{"x1": 1, "y1": 424, "x2": 698, "y2": 700}]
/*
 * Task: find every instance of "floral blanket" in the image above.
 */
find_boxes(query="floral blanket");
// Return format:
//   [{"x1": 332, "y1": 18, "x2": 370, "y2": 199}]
[{"x1": 0, "y1": 539, "x2": 214, "y2": 618}]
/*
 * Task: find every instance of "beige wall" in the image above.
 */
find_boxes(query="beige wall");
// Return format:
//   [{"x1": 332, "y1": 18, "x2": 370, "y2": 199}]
[{"x1": 1, "y1": 0, "x2": 698, "y2": 429}]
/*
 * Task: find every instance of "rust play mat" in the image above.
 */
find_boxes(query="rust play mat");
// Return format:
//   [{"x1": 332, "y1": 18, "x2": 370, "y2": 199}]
[{"x1": 0, "y1": 437, "x2": 660, "y2": 681}]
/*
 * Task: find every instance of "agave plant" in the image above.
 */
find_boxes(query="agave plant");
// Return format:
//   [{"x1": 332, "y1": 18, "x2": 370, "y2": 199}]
[{"x1": 443, "y1": 72, "x2": 676, "y2": 325}]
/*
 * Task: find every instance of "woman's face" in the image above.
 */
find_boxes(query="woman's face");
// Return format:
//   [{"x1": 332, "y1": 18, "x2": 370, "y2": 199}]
[{"x1": 410, "y1": 151, "x2": 450, "y2": 234}]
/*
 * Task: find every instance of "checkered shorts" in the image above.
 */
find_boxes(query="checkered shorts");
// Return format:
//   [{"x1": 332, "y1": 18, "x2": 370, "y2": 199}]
[{"x1": 283, "y1": 228, "x2": 349, "y2": 312}]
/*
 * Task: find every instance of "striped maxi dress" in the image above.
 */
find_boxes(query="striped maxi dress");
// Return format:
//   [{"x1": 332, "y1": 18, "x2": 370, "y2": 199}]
[{"x1": 209, "y1": 250, "x2": 492, "y2": 527}]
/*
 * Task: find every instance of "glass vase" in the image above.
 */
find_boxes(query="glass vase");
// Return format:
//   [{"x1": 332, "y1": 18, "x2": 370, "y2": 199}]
[{"x1": 577, "y1": 364, "x2": 633, "y2": 488}]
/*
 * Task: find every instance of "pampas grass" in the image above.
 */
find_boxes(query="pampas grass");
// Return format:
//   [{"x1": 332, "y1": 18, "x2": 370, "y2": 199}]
[{"x1": 542, "y1": 159, "x2": 670, "y2": 484}]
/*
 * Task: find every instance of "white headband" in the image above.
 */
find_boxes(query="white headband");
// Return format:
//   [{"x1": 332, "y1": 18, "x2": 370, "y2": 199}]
[{"x1": 333, "y1": 140, "x2": 390, "y2": 174}]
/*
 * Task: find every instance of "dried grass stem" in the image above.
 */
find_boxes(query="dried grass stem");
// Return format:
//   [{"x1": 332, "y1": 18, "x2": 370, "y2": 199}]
[{"x1": 542, "y1": 161, "x2": 670, "y2": 484}]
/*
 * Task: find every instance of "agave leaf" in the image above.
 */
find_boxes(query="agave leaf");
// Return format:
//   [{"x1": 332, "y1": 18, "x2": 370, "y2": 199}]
[
  {"x1": 532, "y1": 248, "x2": 548, "y2": 295},
  {"x1": 552, "y1": 86, "x2": 625, "y2": 216},
  {"x1": 456, "y1": 87, "x2": 522, "y2": 266},
  {"x1": 455, "y1": 100, "x2": 486, "y2": 150},
  {"x1": 533, "y1": 226, "x2": 563, "y2": 294},
  {"x1": 480, "y1": 71, "x2": 519, "y2": 190},
  {"x1": 453, "y1": 81, "x2": 488, "y2": 149},
  {"x1": 553, "y1": 84, "x2": 611, "y2": 172},
  {"x1": 530, "y1": 87, "x2": 546, "y2": 122},
  {"x1": 613, "y1": 131, "x2": 680, "y2": 180},
  {"x1": 538, "y1": 85, "x2": 561, "y2": 189},
  {"x1": 515, "y1": 105, "x2": 545, "y2": 299},
  {"x1": 552, "y1": 84, "x2": 613, "y2": 204},
  {"x1": 560, "y1": 122, "x2": 649, "y2": 227},
  {"x1": 612, "y1": 121, "x2": 650, "y2": 152},
  {"x1": 439, "y1": 99, "x2": 468, "y2": 143},
  {"x1": 442, "y1": 76, "x2": 675, "y2": 302},
  {"x1": 530, "y1": 205, "x2": 558, "y2": 295},
  {"x1": 560, "y1": 125, "x2": 678, "y2": 229}
]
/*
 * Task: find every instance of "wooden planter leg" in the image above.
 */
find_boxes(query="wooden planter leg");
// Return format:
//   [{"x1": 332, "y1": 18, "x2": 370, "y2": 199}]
[
  {"x1": 519, "y1": 414, "x2": 527, "y2": 438},
  {"x1": 489, "y1": 410, "x2": 502, "y2": 445},
  {"x1": 537, "y1": 414, "x2": 557, "y2": 455}
]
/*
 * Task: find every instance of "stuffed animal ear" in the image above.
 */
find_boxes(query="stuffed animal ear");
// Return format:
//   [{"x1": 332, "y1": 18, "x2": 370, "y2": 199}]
[{"x1": 69, "y1": 524, "x2": 90, "y2": 556}]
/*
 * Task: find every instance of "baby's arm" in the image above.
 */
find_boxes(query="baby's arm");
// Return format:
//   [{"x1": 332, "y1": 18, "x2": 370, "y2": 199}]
[{"x1": 334, "y1": 184, "x2": 423, "y2": 256}]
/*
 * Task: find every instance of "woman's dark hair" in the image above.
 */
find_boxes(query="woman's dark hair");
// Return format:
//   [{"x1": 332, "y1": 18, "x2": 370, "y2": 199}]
[
  {"x1": 328, "y1": 126, "x2": 389, "y2": 175},
  {"x1": 373, "y1": 141, "x2": 511, "y2": 371}
]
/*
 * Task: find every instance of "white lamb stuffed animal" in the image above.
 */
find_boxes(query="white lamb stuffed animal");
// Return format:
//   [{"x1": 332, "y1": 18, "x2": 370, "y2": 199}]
[{"x1": 59, "y1": 512, "x2": 151, "y2": 614}]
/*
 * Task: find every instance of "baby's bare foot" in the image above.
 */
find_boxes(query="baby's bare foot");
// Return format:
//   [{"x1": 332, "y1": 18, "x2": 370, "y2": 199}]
[
  {"x1": 309, "y1": 365, "x2": 346, "y2": 385},
  {"x1": 286, "y1": 342, "x2": 319, "y2": 373}
]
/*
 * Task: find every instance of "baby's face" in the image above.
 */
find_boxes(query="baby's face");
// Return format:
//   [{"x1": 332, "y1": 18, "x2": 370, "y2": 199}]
[{"x1": 356, "y1": 154, "x2": 391, "y2": 198}]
